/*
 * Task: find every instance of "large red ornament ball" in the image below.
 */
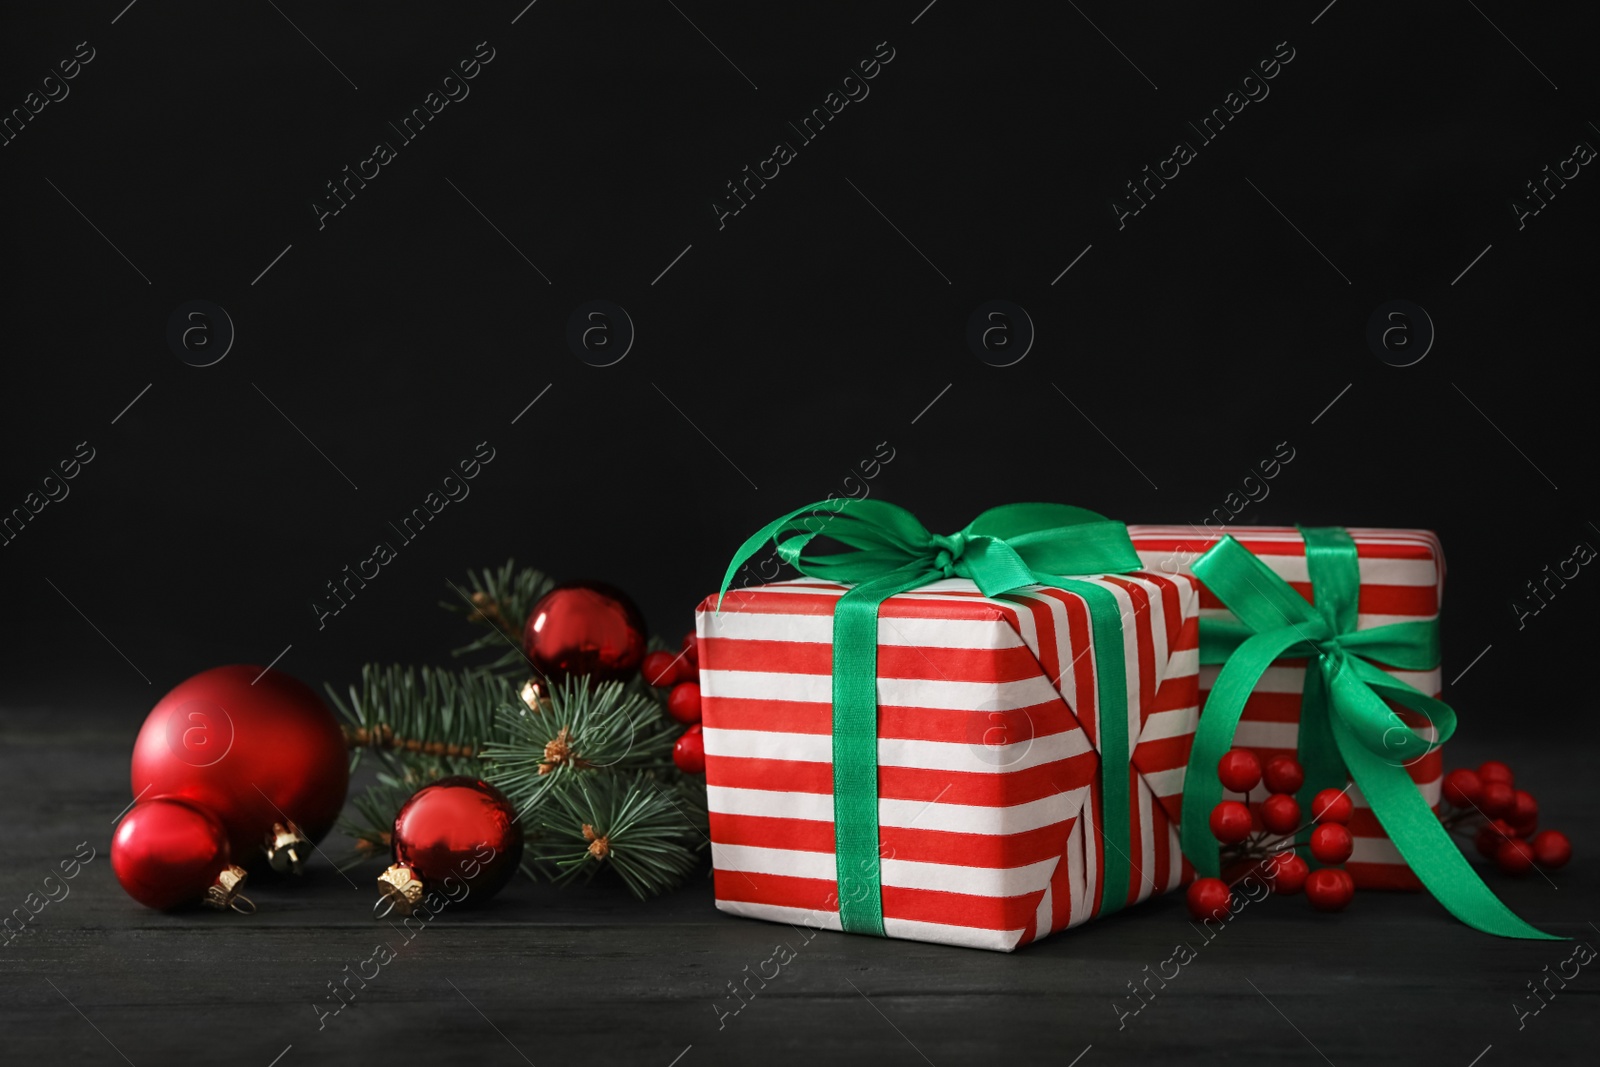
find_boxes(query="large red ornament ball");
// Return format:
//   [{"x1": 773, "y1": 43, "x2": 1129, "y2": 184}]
[
  {"x1": 391, "y1": 777, "x2": 524, "y2": 905},
  {"x1": 130, "y1": 665, "x2": 348, "y2": 867},
  {"x1": 112, "y1": 797, "x2": 237, "y2": 910},
  {"x1": 523, "y1": 581, "x2": 647, "y2": 685}
]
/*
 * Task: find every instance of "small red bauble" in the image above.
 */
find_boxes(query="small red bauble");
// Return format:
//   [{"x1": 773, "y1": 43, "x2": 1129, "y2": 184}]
[
  {"x1": 1507, "y1": 790, "x2": 1538, "y2": 833},
  {"x1": 112, "y1": 797, "x2": 251, "y2": 912},
  {"x1": 523, "y1": 581, "x2": 648, "y2": 685},
  {"x1": 1494, "y1": 837, "x2": 1535, "y2": 876},
  {"x1": 666, "y1": 682, "x2": 703, "y2": 724},
  {"x1": 641, "y1": 650, "x2": 682, "y2": 688},
  {"x1": 381, "y1": 777, "x2": 523, "y2": 915},
  {"x1": 1530, "y1": 830, "x2": 1572, "y2": 870},
  {"x1": 1311, "y1": 788, "x2": 1353, "y2": 824},
  {"x1": 1310, "y1": 823, "x2": 1354, "y2": 865},
  {"x1": 1216, "y1": 749, "x2": 1262, "y2": 793},
  {"x1": 1441, "y1": 768, "x2": 1483, "y2": 809},
  {"x1": 1262, "y1": 755, "x2": 1305, "y2": 796},
  {"x1": 129, "y1": 665, "x2": 349, "y2": 868},
  {"x1": 1479, "y1": 780, "x2": 1514, "y2": 818},
  {"x1": 1185, "y1": 877, "x2": 1232, "y2": 921},
  {"x1": 673, "y1": 724, "x2": 706, "y2": 774},
  {"x1": 1475, "y1": 819, "x2": 1516, "y2": 858},
  {"x1": 1209, "y1": 800, "x2": 1253, "y2": 845},
  {"x1": 1270, "y1": 853, "x2": 1310, "y2": 895},
  {"x1": 1477, "y1": 760, "x2": 1514, "y2": 787},
  {"x1": 1260, "y1": 793, "x2": 1302, "y2": 835},
  {"x1": 1304, "y1": 868, "x2": 1355, "y2": 912},
  {"x1": 681, "y1": 632, "x2": 700, "y2": 668}
]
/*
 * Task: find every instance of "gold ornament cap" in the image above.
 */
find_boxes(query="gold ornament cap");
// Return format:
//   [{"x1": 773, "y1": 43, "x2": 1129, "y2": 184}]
[
  {"x1": 376, "y1": 863, "x2": 425, "y2": 917},
  {"x1": 265, "y1": 821, "x2": 311, "y2": 874},
  {"x1": 519, "y1": 678, "x2": 548, "y2": 713},
  {"x1": 203, "y1": 865, "x2": 255, "y2": 914}
]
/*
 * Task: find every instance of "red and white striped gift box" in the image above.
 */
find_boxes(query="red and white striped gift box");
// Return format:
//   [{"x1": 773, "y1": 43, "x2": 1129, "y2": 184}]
[
  {"x1": 695, "y1": 572, "x2": 1200, "y2": 952},
  {"x1": 1126, "y1": 526, "x2": 1447, "y2": 889}
]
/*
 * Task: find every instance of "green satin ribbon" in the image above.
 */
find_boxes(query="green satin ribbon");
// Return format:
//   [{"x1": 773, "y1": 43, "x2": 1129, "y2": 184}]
[
  {"x1": 719, "y1": 500, "x2": 1144, "y2": 935},
  {"x1": 1183, "y1": 527, "x2": 1557, "y2": 939}
]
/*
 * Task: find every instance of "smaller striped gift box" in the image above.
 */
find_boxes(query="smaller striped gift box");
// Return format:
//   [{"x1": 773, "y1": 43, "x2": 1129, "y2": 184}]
[
  {"x1": 696, "y1": 573, "x2": 1200, "y2": 952},
  {"x1": 1127, "y1": 526, "x2": 1447, "y2": 889}
]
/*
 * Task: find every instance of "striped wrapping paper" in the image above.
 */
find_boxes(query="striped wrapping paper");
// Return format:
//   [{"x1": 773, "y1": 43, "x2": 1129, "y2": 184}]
[
  {"x1": 695, "y1": 572, "x2": 1200, "y2": 952},
  {"x1": 1126, "y1": 526, "x2": 1447, "y2": 889}
]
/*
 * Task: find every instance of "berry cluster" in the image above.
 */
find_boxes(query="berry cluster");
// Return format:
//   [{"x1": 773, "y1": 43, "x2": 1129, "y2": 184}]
[
  {"x1": 1440, "y1": 760, "x2": 1571, "y2": 876},
  {"x1": 1186, "y1": 748, "x2": 1356, "y2": 922},
  {"x1": 642, "y1": 633, "x2": 706, "y2": 775}
]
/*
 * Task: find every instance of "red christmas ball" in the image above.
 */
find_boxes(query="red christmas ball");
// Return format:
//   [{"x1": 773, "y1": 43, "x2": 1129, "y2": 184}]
[
  {"x1": 681, "y1": 632, "x2": 699, "y2": 668},
  {"x1": 666, "y1": 682, "x2": 703, "y2": 724},
  {"x1": 1216, "y1": 749, "x2": 1262, "y2": 793},
  {"x1": 1185, "y1": 877, "x2": 1232, "y2": 921},
  {"x1": 1310, "y1": 823, "x2": 1354, "y2": 865},
  {"x1": 1209, "y1": 800, "x2": 1253, "y2": 845},
  {"x1": 523, "y1": 581, "x2": 647, "y2": 685},
  {"x1": 112, "y1": 797, "x2": 249, "y2": 911},
  {"x1": 641, "y1": 650, "x2": 682, "y2": 688},
  {"x1": 387, "y1": 777, "x2": 523, "y2": 910},
  {"x1": 1530, "y1": 830, "x2": 1572, "y2": 870},
  {"x1": 1261, "y1": 793, "x2": 1302, "y2": 835},
  {"x1": 1311, "y1": 788, "x2": 1353, "y2": 824},
  {"x1": 1270, "y1": 853, "x2": 1310, "y2": 895},
  {"x1": 673, "y1": 723, "x2": 705, "y2": 774},
  {"x1": 1475, "y1": 819, "x2": 1516, "y2": 857},
  {"x1": 1494, "y1": 837, "x2": 1535, "y2": 876},
  {"x1": 1477, "y1": 760, "x2": 1514, "y2": 788},
  {"x1": 1305, "y1": 868, "x2": 1355, "y2": 912},
  {"x1": 1262, "y1": 755, "x2": 1305, "y2": 796},
  {"x1": 130, "y1": 665, "x2": 348, "y2": 868},
  {"x1": 1479, "y1": 780, "x2": 1514, "y2": 818},
  {"x1": 1441, "y1": 768, "x2": 1483, "y2": 809}
]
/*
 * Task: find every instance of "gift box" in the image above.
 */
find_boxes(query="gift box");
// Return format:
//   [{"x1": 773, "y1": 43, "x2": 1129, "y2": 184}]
[
  {"x1": 1127, "y1": 526, "x2": 1446, "y2": 889},
  {"x1": 697, "y1": 502, "x2": 1202, "y2": 952}
]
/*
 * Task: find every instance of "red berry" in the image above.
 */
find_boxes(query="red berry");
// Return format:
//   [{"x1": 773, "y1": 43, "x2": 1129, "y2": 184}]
[
  {"x1": 1441, "y1": 768, "x2": 1483, "y2": 809},
  {"x1": 681, "y1": 632, "x2": 700, "y2": 668},
  {"x1": 1269, "y1": 853, "x2": 1309, "y2": 895},
  {"x1": 1479, "y1": 780, "x2": 1514, "y2": 817},
  {"x1": 1494, "y1": 837, "x2": 1535, "y2": 876},
  {"x1": 1261, "y1": 793, "x2": 1302, "y2": 835},
  {"x1": 1311, "y1": 788, "x2": 1353, "y2": 824},
  {"x1": 1209, "y1": 800, "x2": 1254, "y2": 845},
  {"x1": 1477, "y1": 760, "x2": 1513, "y2": 787},
  {"x1": 1474, "y1": 819, "x2": 1516, "y2": 858},
  {"x1": 666, "y1": 681, "x2": 703, "y2": 725},
  {"x1": 1262, "y1": 755, "x2": 1305, "y2": 796},
  {"x1": 1310, "y1": 823, "x2": 1354, "y2": 865},
  {"x1": 1530, "y1": 830, "x2": 1571, "y2": 870},
  {"x1": 1185, "y1": 877, "x2": 1232, "y2": 921},
  {"x1": 1507, "y1": 790, "x2": 1538, "y2": 831},
  {"x1": 1216, "y1": 749, "x2": 1262, "y2": 793},
  {"x1": 641, "y1": 650, "x2": 682, "y2": 687},
  {"x1": 1304, "y1": 868, "x2": 1355, "y2": 912},
  {"x1": 672, "y1": 723, "x2": 705, "y2": 774}
]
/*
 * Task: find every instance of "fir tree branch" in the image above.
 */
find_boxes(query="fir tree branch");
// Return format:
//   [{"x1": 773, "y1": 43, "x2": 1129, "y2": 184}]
[
  {"x1": 440, "y1": 560, "x2": 554, "y2": 673},
  {"x1": 532, "y1": 771, "x2": 705, "y2": 899}
]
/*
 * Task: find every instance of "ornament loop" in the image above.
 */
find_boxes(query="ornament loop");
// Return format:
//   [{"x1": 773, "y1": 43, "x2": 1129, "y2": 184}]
[{"x1": 229, "y1": 894, "x2": 257, "y2": 915}]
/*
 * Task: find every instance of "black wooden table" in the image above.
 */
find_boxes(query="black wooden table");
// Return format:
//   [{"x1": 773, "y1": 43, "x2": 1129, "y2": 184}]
[{"x1": 4, "y1": 703, "x2": 1594, "y2": 1066}]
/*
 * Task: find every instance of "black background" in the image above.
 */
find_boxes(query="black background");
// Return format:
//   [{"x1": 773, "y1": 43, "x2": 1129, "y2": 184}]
[{"x1": 2, "y1": 3, "x2": 1598, "y2": 1063}]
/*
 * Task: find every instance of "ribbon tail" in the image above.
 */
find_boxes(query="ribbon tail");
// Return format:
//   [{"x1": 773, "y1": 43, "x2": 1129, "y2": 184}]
[
  {"x1": 1335, "y1": 718, "x2": 1561, "y2": 940},
  {"x1": 1181, "y1": 626, "x2": 1312, "y2": 878},
  {"x1": 1294, "y1": 661, "x2": 1346, "y2": 835}
]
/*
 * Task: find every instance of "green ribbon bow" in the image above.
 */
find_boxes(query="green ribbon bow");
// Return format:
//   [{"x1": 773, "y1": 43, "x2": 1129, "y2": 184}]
[
  {"x1": 720, "y1": 500, "x2": 1144, "y2": 935},
  {"x1": 1182, "y1": 527, "x2": 1556, "y2": 939}
]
